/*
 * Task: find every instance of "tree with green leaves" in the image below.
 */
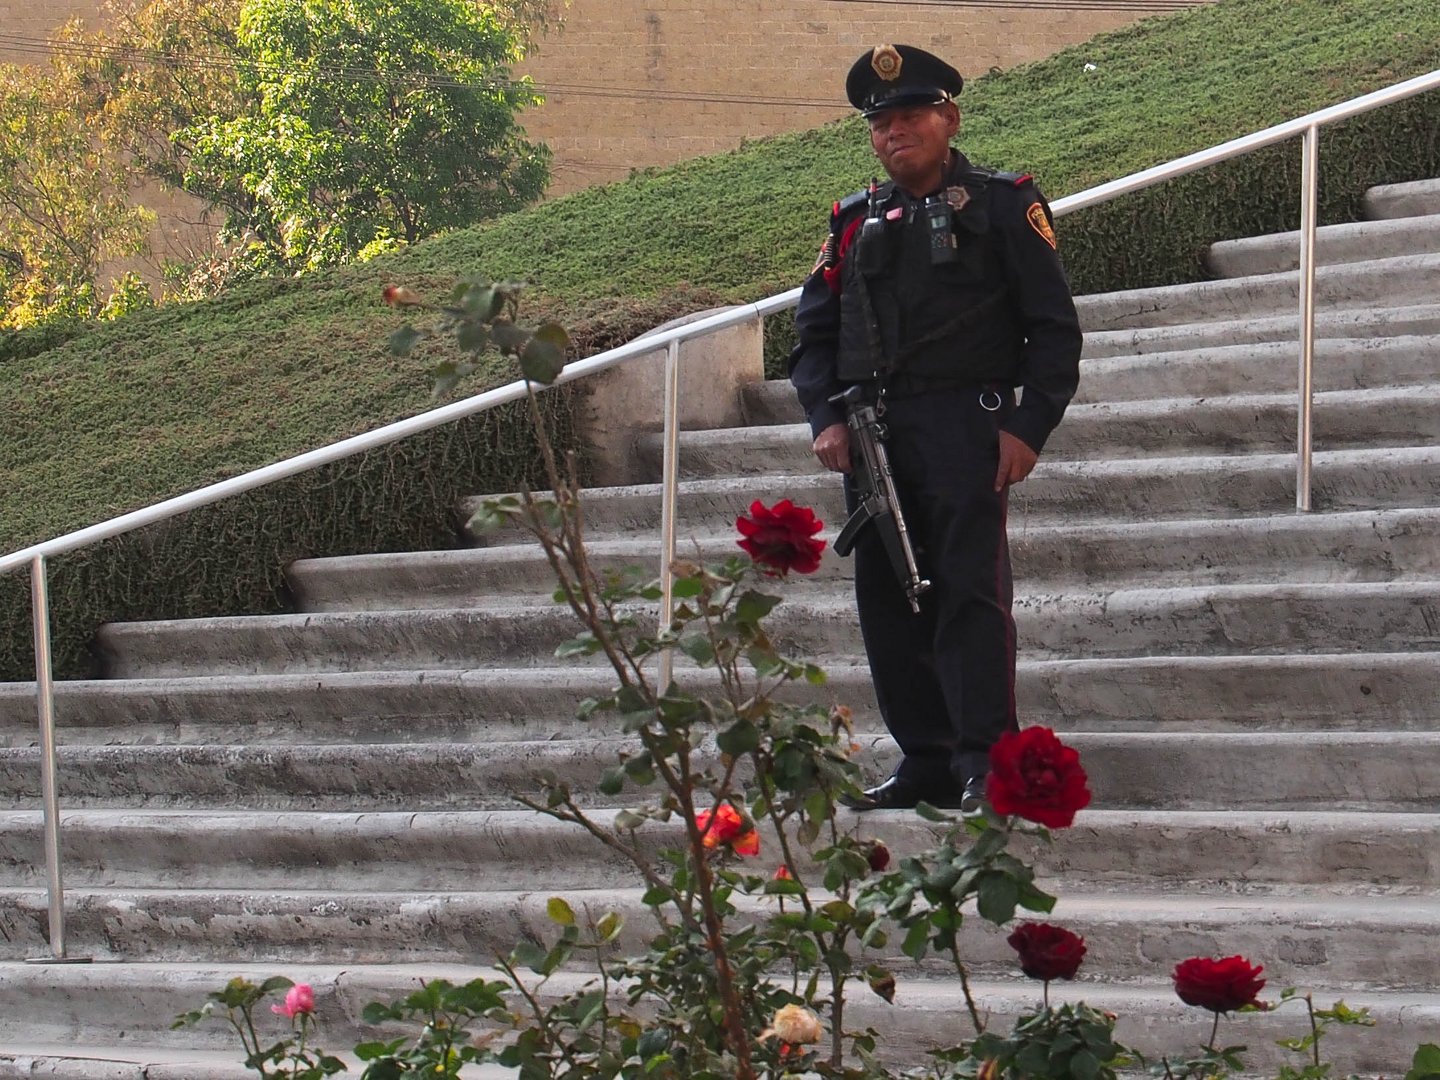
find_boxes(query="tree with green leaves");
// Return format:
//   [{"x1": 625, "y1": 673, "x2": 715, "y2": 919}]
[
  {"x1": 179, "y1": 0, "x2": 551, "y2": 270},
  {"x1": 0, "y1": 61, "x2": 155, "y2": 328}
]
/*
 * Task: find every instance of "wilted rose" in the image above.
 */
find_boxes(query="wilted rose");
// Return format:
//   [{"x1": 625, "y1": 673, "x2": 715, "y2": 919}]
[
  {"x1": 381, "y1": 284, "x2": 424, "y2": 307},
  {"x1": 695, "y1": 803, "x2": 759, "y2": 856},
  {"x1": 867, "y1": 969, "x2": 896, "y2": 1003},
  {"x1": 1173, "y1": 955, "x2": 1266, "y2": 1013},
  {"x1": 736, "y1": 499, "x2": 826, "y2": 576},
  {"x1": 987, "y1": 726, "x2": 1092, "y2": 828},
  {"x1": 771, "y1": 1003, "x2": 823, "y2": 1045},
  {"x1": 271, "y1": 983, "x2": 315, "y2": 1018},
  {"x1": 977, "y1": 1059, "x2": 1001, "y2": 1080},
  {"x1": 1007, "y1": 922, "x2": 1086, "y2": 981}
]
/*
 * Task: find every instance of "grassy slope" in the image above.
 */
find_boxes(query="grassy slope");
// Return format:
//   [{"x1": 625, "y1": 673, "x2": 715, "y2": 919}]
[{"x1": 3, "y1": 0, "x2": 1440, "y2": 554}]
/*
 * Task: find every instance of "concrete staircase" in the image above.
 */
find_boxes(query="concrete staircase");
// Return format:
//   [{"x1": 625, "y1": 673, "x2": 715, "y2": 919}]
[{"x1": 2, "y1": 177, "x2": 1440, "y2": 1077}]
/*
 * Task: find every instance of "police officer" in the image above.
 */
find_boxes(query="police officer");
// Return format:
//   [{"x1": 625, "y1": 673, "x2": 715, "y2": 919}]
[{"x1": 790, "y1": 44, "x2": 1082, "y2": 811}]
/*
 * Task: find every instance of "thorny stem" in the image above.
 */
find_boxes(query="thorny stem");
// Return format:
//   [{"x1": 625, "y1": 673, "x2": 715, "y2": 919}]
[
  {"x1": 520, "y1": 387, "x2": 646, "y2": 690},
  {"x1": 953, "y1": 936, "x2": 985, "y2": 1034},
  {"x1": 1304, "y1": 992, "x2": 1321, "y2": 1068},
  {"x1": 669, "y1": 755, "x2": 756, "y2": 1079}
]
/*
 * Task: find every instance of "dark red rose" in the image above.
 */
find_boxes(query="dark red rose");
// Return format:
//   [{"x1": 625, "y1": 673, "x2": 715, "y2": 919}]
[
  {"x1": 986, "y1": 726, "x2": 1091, "y2": 829},
  {"x1": 1007, "y1": 922, "x2": 1087, "y2": 982},
  {"x1": 867, "y1": 840, "x2": 891, "y2": 873},
  {"x1": 736, "y1": 499, "x2": 826, "y2": 576},
  {"x1": 1173, "y1": 955, "x2": 1266, "y2": 1013}
]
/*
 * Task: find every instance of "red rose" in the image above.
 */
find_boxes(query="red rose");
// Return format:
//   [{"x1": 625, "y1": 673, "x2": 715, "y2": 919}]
[
  {"x1": 1173, "y1": 955, "x2": 1266, "y2": 1013},
  {"x1": 1007, "y1": 922, "x2": 1087, "y2": 982},
  {"x1": 986, "y1": 726, "x2": 1092, "y2": 829},
  {"x1": 696, "y1": 803, "x2": 759, "y2": 856},
  {"x1": 736, "y1": 499, "x2": 826, "y2": 576}
]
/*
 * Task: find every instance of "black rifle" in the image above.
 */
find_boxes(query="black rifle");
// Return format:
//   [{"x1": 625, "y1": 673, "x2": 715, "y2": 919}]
[{"x1": 829, "y1": 385, "x2": 932, "y2": 614}]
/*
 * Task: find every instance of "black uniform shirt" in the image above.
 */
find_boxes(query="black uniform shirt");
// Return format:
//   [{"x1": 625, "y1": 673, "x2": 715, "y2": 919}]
[{"x1": 789, "y1": 149, "x2": 1082, "y2": 455}]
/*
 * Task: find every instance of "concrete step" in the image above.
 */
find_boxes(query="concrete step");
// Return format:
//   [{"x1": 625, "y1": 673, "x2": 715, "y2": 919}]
[
  {"x1": 464, "y1": 445, "x2": 1440, "y2": 542},
  {"x1": 1, "y1": 730, "x2": 1435, "y2": 813},
  {"x1": 1364, "y1": 178, "x2": 1440, "y2": 220},
  {"x1": 1078, "y1": 301, "x2": 1440, "y2": 359},
  {"x1": 90, "y1": 580, "x2": 1440, "y2": 678},
  {"x1": 640, "y1": 387, "x2": 1440, "y2": 478},
  {"x1": 1074, "y1": 335, "x2": 1440, "y2": 404},
  {"x1": 741, "y1": 334, "x2": 1440, "y2": 424},
  {"x1": 1074, "y1": 252, "x2": 1440, "y2": 334},
  {"x1": 2, "y1": 887, "x2": 1436, "y2": 990},
  {"x1": 3, "y1": 808, "x2": 1437, "y2": 892},
  {"x1": 285, "y1": 507, "x2": 1440, "y2": 612},
  {"x1": 0, "y1": 961, "x2": 1429, "y2": 1075},
  {"x1": 1206, "y1": 214, "x2": 1440, "y2": 278},
  {"x1": 7, "y1": 648, "x2": 1440, "y2": 748}
]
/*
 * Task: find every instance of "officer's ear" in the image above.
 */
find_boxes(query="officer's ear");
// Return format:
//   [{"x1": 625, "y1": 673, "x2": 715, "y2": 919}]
[{"x1": 940, "y1": 101, "x2": 961, "y2": 138}]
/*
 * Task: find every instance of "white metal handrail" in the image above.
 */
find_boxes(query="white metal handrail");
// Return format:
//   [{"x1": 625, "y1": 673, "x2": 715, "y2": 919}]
[{"x1": 6, "y1": 66, "x2": 1438, "y2": 959}]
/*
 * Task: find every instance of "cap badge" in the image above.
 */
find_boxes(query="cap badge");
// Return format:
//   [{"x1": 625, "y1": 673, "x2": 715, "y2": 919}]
[{"x1": 871, "y1": 45, "x2": 903, "y2": 81}]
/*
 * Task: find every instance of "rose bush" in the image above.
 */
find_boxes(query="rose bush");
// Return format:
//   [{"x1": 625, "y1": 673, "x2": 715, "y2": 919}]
[{"x1": 182, "y1": 280, "x2": 1419, "y2": 1080}]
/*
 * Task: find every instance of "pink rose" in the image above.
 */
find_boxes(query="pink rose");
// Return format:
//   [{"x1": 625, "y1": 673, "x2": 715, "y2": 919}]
[{"x1": 271, "y1": 983, "x2": 315, "y2": 1018}]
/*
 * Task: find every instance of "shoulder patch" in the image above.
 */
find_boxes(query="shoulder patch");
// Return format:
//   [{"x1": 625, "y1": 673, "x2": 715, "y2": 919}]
[{"x1": 1026, "y1": 201, "x2": 1058, "y2": 250}]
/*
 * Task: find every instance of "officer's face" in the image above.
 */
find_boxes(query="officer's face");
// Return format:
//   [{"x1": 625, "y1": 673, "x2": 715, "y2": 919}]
[{"x1": 868, "y1": 102, "x2": 960, "y2": 194}]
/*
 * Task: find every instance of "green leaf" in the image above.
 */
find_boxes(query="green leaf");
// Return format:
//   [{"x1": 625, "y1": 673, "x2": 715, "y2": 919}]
[
  {"x1": 1407, "y1": 1044, "x2": 1440, "y2": 1080},
  {"x1": 763, "y1": 877, "x2": 806, "y2": 896},
  {"x1": 596, "y1": 911, "x2": 623, "y2": 942},
  {"x1": 599, "y1": 767, "x2": 625, "y2": 796},
  {"x1": 672, "y1": 576, "x2": 704, "y2": 598},
  {"x1": 901, "y1": 919, "x2": 930, "y2": 961},
  {"x1": 388, "y1": 325, "x2": 425, "y2": 356},
  {"x1": 976, "y1": 871, "x2": 1020, "y2": 924},
  {"x1": 520, "y1": 331, "x2": 566, "y2": 385},
  {"x1": 547, "y1": 896, "x2": 576, "y2": 926},
  {"x1": 491, "y1": 319, "x2": 530, "y2": 350},
  {"x1": 716, "y1": 718, "x2": 760, "y2": 756},
  {"x1": 914, "y1": 800, "x2": 956, "y2": 823},
  {"x1": 456, "y1": 319, "x2": 489, "y2": 353},
  {"x1": 1068, "y1": 1049, "x2": 1102, "y2": 1080},
  {"x1": 678, "y1": 634, "x2": 716, "y2": 665},
  {"x1": 734, "y1": 589, "x2": 781, "y2": 625}
]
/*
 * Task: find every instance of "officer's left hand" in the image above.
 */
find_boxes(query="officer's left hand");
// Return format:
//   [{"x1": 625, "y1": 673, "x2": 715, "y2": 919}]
[{"x1": 994, "y1": 431, "x2": 1039, "y2": 491}]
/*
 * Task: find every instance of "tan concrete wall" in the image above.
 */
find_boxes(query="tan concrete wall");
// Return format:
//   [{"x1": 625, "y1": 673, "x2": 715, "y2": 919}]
[
  {"x1": 517, "y1": 0, "x2": 1166, "y2": 195},
  {"x1": 4, "y1": 0, "x2": 1184, "y2": 251},
  {"x1": 0, "y1": 1, "x2": 102, "y2": 61}
]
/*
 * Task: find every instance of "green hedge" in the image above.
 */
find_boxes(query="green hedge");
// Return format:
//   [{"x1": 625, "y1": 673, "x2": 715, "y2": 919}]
[
  {"x1": 0, "y1": 391, "x2": 580, "y2": 681},
  {"x1": 0, "y1": 287, "x2": 731, "y2": 682},
  {"x1": 1058, "y1": 93, "x2": 1440, "y2": 295}
]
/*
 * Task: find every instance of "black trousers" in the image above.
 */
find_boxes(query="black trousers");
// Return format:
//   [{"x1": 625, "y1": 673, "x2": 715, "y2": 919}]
[{"x1": 844, "y1": 385, "x2": 1018, "y2": 792}]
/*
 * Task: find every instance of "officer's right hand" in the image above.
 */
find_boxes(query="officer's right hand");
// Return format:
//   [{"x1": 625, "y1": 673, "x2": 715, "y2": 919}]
[{"x1": 813, "y1": 423, "x2": 851, "y2": 473}]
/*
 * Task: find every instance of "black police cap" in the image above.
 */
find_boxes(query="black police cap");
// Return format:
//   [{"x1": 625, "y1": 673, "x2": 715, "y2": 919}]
[{"x1": 845, "y1": 44, "x2": 964, "y2": 118}]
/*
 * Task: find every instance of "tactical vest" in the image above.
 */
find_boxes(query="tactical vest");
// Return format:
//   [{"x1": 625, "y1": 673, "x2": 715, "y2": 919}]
[{"x1": 835, "y1": 168, "x2": 1025, "y2": 384}]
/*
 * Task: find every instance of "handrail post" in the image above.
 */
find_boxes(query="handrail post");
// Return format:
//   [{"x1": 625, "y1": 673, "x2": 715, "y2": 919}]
[
  {"x1": 28, "y1": 554, "x2": 68, "y2": 960},
  {"x1": 1296, "y1": 123, "x2": 1320, "y2": 512},
  {"x1": 657, "y1": 336, "x2": 682, "y2": 691}
]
